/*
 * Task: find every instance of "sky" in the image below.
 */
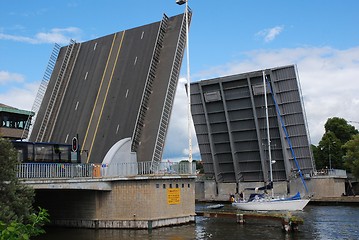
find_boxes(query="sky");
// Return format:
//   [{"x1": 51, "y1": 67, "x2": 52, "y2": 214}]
[{"x1": 1, "y1": 1, "x2": 359, "y2": 161}]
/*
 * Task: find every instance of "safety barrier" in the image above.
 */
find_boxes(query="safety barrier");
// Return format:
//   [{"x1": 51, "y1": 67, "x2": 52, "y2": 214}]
[
  {"x1": 17, "y1": 163, "x2": 95, "y2": 179},
  {"x1": 315, "y1": 168, "x2": 347, "y2": 178},
  {"x1": 17, "y1": 161, "x2": 196, "y2": 179}
]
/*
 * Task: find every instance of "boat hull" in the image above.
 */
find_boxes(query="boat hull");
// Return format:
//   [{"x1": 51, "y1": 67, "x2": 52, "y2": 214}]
[{"x1": 232, "y1": 199, "x2": 310, "y2": 211}]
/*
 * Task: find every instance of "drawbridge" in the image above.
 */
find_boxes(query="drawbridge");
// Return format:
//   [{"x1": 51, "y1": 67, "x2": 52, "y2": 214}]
[{"x1": 30, "y1": 12, "x2": 191, "y2": 165}]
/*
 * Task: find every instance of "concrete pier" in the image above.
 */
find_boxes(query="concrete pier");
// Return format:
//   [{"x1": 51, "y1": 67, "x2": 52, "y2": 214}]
[
  {"x1": 30, "y1": 175, "x2": 196, "y2": 229},
  {"x1": 195, "y1": 175, "x2": 349, "y2": 202}
]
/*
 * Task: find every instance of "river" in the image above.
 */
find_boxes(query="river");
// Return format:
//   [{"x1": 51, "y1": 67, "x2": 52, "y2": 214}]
[{"x1": 34, "y1": 204, "x2": 359, "y2": 240}]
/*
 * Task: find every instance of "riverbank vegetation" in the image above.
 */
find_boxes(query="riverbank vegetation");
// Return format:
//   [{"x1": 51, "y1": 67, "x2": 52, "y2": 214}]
[
  {"x1": 311, "y1": 117, "x2": 359, "y2": 179},
  {"x1": 0, "y1": 138, "x2": 49, "y2": 239}
]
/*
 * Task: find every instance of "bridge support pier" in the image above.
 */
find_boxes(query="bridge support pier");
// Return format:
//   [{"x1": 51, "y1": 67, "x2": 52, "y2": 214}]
[{"x1": 33, "y1": 175, "x2": 196, "y2": 229}]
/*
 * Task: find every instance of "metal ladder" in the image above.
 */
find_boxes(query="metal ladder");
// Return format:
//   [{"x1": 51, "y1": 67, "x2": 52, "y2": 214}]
[
  {"x1": 152, "y1": 10, "x2": 192, "y2": 165},
  {"x1": 132, "y1": 14, "x2": 169, "y2": 153},
  {"x1": 22, "y1": 43, "x2": 61, "y2": 140},
  {"x1": 35, "y1": 39, "x2": 77, "y2": 142}
]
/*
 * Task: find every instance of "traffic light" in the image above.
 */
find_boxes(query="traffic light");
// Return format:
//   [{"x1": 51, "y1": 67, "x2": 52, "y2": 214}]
[{"x1": 72, "y1": 137, "x2": 78, "y2": 152}]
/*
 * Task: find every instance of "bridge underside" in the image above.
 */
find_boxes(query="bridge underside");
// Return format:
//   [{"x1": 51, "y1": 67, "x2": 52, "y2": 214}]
[
  {"x1": 30, "y1": 12, "x2": 190, "y2": 164},
  {"x1": 190, "y1": 65, "x2": 315, "y2": 183}
]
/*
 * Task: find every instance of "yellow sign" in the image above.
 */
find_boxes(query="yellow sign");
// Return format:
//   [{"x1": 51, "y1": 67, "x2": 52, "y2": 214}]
[{"x1": 167, "y1": 188, "x2": 180, "y2": 205}]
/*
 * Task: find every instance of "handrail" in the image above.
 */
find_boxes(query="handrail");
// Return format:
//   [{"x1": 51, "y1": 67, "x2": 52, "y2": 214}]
[
  {"x1": 36, "y1": 39, "x2": 77, "y2": 142},
  {"x1": 17, "y1": 161, "x2": 196, "y2": 179},
  {"x1": 22, "y1": 43, "x2": 61, "y2": 140}
]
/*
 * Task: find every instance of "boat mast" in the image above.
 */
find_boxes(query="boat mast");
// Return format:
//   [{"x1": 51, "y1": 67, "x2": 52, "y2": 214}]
[
  {"x1": 263, "y1": 71, "x2": 274, "y2": 197},
  {"x1": 266, "y1": 75, "x2": 310, "y2": 195}
]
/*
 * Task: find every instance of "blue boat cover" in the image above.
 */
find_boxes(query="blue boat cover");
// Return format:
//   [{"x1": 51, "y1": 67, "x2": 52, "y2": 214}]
[{"x1": 284, "y1": 192, "x2": 301, "y2": 200}]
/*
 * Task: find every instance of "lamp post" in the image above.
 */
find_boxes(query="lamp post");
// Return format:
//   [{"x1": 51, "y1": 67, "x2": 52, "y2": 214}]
[
  {"x1": 328, "y1": 140, "x2": 335, "y2": 171},
  {"x1": 176, "y1": 0, "x2": 192, "y2": 169}
]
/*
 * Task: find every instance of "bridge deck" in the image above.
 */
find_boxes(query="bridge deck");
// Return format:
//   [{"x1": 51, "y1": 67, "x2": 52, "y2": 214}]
[{"x1": 30, "y1": 13, "x2": 189, "y2": 164}]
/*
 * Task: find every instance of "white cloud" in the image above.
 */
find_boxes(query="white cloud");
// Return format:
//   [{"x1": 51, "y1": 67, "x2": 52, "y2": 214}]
[
  {"x1": 0, "y1": 71, "x2": 24, "y2": 85},
  {"x1": 256, "y1": 26, "x2": 284, "y2": 42},
  {"x1": 0, "y1": 27, "x2": 82, "y2": 44},
  {"x1": 163, "y1": 78, "x2": 200, "y2": 160},
  {"x1": 0, "y1": 33, "x2": 36, "y2": 44},
  {"x1": 0, "y1": 81, "x2": 39, "y2": 111}
]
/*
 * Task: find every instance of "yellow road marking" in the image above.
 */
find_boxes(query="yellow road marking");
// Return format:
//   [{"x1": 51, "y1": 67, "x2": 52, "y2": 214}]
[
  {"x1": 82, "y1": 33, "x2": 117, "y2": 160},
  {"x1": 86, "y1": 31, "x2": 126, "y2": 163}
]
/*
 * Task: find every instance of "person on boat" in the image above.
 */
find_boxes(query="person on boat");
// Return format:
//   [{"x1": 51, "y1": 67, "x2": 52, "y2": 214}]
[
  {"x1": 238, "y1": 191, "x2": 244, "y2": 201},
  {"x1": 229, "y1": 194, "x2": 236, "y2": 203}
]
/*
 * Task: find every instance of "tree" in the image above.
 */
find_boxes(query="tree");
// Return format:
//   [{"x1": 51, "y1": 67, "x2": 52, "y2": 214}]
[
  {"x1": 0, "y1": 138, "x2": 34, "y2": 223},
  {"x1": 342, "y1": 134, "x2": 359, "y2": 179},
  {"x1": 0, "y1": 138, "x2": 49, "y2": 239},
  {"x1": 194, "y1": 160, "x2": 204, "y2": 174},
  {"x1": 313, "y1": 117, "x2": 359, "y2": 170},
  {"x1": 311, "y1": 144, "x2": 320, "y2": 169},
  {"x1": 324, "y1": 117, "x2": 358, "y2": 144},
  {"x1": 315, "y1": 132, "x2": 342, "y2": 169}
]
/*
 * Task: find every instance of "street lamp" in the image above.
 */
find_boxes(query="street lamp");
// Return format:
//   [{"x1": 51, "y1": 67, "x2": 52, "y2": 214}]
[
  {"x1": 328, "y1": 140, "x2": 336, "y2": 170},
  {"x1": 176, "y1": 0, "x2": 186, "y2": 5},
  {"x1": 176, "y1": 0, "x2": 192, "y2": 168}
]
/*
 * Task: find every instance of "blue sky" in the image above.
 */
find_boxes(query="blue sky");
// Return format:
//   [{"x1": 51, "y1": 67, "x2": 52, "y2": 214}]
[{"x1": 1, "y1": 1, "x2": 359, "y2": 161}]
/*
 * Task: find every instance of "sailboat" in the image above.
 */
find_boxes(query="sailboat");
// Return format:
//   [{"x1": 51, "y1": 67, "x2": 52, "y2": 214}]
[{"x1": 232, "y1": 71, "x2": 310, "y2": 211}]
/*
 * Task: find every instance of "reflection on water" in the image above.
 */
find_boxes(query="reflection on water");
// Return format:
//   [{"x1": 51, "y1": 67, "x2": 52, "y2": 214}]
[
  {"x1": 35, "y1": 224, "x2": 197, "y2": 240},
  {"x1": 35, "y1": 205, "x2": 359, "y2": 240},
  {"x1": 308, "y1": 205, "x2": 359, "y2": 239}
]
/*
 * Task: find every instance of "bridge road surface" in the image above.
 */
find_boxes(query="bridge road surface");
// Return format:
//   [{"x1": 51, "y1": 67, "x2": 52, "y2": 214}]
[
  {"x1": 86, "y1": 24, "x2": 161, "y2": 163},
  {"x1": 50, "y1": 23, "x2": 159, "y2": 163},
  {"x1": 31, "y1": 13, "x2": 187, "y2": 164}
]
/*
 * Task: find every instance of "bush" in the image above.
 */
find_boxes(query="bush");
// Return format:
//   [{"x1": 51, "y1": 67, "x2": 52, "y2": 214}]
[{"x1": 0, "y1": 208, "x2": 49, "y2": 240}]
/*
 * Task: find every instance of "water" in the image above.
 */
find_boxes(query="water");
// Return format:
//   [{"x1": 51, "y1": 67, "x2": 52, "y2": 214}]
[{"x1": 35, "y1": 204, "x2": 359, "y2": 240}]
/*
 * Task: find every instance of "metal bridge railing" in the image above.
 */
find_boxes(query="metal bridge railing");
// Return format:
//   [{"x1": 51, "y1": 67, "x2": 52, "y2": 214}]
[
  {"x1": 17, "y1": 161, "x2": 196, "y2": 179},
  {"x1": 17, "y1": 163, "x2": 95, "y2": 179},
  {"x1": 315, "y1": 168, "x2": 347, "y2": 178}
]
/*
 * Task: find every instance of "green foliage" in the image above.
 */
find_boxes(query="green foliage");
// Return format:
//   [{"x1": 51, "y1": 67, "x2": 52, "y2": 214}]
[
  {"x1": 0, "y1": 138, "x2": 49, "y2": 238},
  {"x1": 0, "y1": 138, "x2": 34, "y2": 223},
  {"x1": 194, "y1": 160, "x2": 204, "y2": 174},
  {"x1": 316, "y1": 131, "x2": 342, "y2": 169},
  {"x1": 311, "y1": 144, "x2": 320, "y2": 168},
  {"x1": 313, "y1": 117, "x2": 359, "y2": 171},
  {"x1": 324, "y1": 117, "x2": 358, "y2": 144},
  {"x1": 0, "y1": 138, "x2": 18, "y2": 182},
  {"x1": 343, "y1": 134, "x2": 359, "y2": 179},
  {"x1": 0, "y1": 208, "x2": 49, "y2": 240}
]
